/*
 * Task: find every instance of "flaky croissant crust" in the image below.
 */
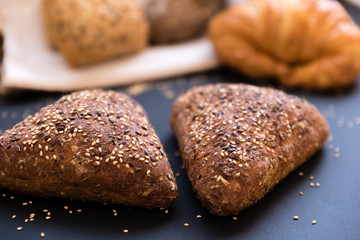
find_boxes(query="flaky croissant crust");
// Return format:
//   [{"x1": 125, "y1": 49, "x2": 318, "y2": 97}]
[{"x1": 209, "y1": 0, "x2": 360, "y2": 90}]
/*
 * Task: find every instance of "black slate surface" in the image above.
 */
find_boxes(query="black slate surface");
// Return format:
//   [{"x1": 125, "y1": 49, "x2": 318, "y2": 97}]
[{"x1": 0, "y1": 1, "x2": 359, "y2": 239}]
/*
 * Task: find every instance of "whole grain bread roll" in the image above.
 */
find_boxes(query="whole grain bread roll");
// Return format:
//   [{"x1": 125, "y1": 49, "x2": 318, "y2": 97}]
[
  {"x1": 171, "y1": 84, "x2": 329, "y2": 216},
  {"x1": 0, "y1": 89, "x2": 178, "y2": 208},
  {"x1": 139, "y1": 0, "x2": 225, "y2": 44},
  {"x1": 42, "y1": 0, "x2": 149, "y2": 67}
]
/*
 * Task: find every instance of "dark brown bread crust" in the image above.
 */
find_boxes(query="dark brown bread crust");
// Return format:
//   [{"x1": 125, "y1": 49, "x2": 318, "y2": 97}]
[
  {"x1": 0, "y1": 89, "x2": 177, "y2": 208},
  {"x1": 171, "y1": 84, "x2": 329, "y2": 216},
  {"x1": 139, "y1": 0, "x2": 225, "y2": 44}
]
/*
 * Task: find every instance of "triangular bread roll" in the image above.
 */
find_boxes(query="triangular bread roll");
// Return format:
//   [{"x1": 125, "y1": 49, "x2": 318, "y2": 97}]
[
  {"x1": 0, "y1": 89, "x2": 177, "y2": 208},
  {"x1": 171, "y1": 84, "x2": 329, "y2": 216}
]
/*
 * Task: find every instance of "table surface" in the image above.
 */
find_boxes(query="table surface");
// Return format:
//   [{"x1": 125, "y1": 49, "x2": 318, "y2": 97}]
[{"x1": 0, "y1": 1, "x2": 360, "y2": 239}]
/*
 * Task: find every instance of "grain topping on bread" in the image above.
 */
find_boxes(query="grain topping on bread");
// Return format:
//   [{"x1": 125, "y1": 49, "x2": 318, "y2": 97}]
[
  {"x1": 171, "y1": 84, "x2": 329, "y2": 216},
  {"x1": 0, "y1": 89, "x2": 177, "y2": 208}
]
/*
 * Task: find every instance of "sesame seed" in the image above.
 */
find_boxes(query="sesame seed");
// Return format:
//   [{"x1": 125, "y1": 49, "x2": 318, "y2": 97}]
[
  {"x1": 310, "y1": 182, "x2": 314, "y2": 187},
  {"x1": 123, "y1": 229, "x2": 129, "y2": 233},
  {"x1": 312, "y1": 220, "x2": 317, "y2": 225},
  {"x1": 293, "y1": 216, "x2": 299, "y2": 220},
  {"x1": 309, "y1": 176, "x2": 314, "y2": 180},
  {"x1": 77, "y1": 209, "x2": 82, "y2": 213},
  {"x1": 196, "y1": 215, "x2": 202, "y2": 219},
  {"x1": 184, "y1": 223, "x2": 189, "y2": 227},
  {"x1": 232, "y1": 216, "x2": 237, "y2": 220},
  {"x1": 299, "y1": 191, "x2": 303, "y2": 196},
  {"x1": 164, "y1": 209, "x2": 169, "y2": 214},
  {"x1": 12, "y1": 214, "x2": 16, "y2": 219},
  {"x1": 41, "y1": 232, "x2": 45, "y2": 238},
  {"x1": 64, "y1": 206, "x2": 68, "y2": 210},
  {"x1": 298, "y1": 172, "x2": 304, "y2": 177},
  {"x1": 25, "y1": 219, "x2": 29, "y2": 223},
  {"x1": 316, "y1": 182, "x2": 320, "y2": 187},
  {"x1": 43, "y1": 209, "x2": 48, "y2": 213},
  {"x1": 45, "y1": 216, "x2": 51, "y2": 220},
  {"x1": 17, "y1": 227, "x2": 23, "y2": 231}
]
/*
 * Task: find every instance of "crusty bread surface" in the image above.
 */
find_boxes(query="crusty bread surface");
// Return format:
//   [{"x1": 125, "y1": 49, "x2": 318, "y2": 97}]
[
  {"x1": 0, "y1": 89, "x2": 178, "y2": 208},
  {"x1": 171, "y1": 84, "x2": 329, "y2": 216}
]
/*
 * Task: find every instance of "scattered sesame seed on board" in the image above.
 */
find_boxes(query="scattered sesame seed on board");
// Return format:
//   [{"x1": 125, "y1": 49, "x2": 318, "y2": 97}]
[{"x1": 293, "y1": 216, "x2": 299, "y2": 220}]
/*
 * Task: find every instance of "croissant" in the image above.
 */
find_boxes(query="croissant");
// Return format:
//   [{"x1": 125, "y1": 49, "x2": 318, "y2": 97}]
[{"x1": 209, "y1": 0, "x2": 360, "y2": 90}]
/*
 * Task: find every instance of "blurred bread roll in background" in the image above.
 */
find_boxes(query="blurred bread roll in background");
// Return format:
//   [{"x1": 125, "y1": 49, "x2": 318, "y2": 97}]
[
  {"x1": 139, "y1": 0, "x2": 225, "y2": 44},
  {"x1": 43, "y1": 0, "x2": 149, "y2": 67},
  {"x1": 209, "y1": 0, "x2": 360, "y2": 90}
]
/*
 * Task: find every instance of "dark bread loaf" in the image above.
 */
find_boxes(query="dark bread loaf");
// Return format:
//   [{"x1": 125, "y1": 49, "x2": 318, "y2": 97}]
[
  {"x1": 42, "y1": 0, "x2": 149, "y2": 67},
  {"x1": 171, "y1": 84, "x2": 329, "y2": 216},
  {"x1": 139, "y1": 0, "x2": 225, "y2": 44},
  {"x1": 0, "y1": 89, "x2": 177, "y2": 208}
]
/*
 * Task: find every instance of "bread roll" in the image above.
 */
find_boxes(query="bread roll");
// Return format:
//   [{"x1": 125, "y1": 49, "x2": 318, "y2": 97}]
[
  {"x1": 171, "y1": 84, "x2": 329, "y2": 216},
  {"x1": 0, "y1": 89, "x2": 178, "y2": 208},
  {"x1": 43, "y1": 0, "x2": 149, "y2": 67},
  {"x1": 139, "y1": 0, "x2": 225, "y2": 44},
  {"x1": 209, "y1": 0, "x2": 360, "y2": 90}
]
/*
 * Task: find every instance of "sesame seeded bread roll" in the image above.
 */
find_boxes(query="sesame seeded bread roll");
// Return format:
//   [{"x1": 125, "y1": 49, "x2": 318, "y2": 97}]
[
  {"x1": 0, "y1": 89, "x2": 177, "y2": 208},
  {"x1": 171, "y1": 84, "x2": 329, "y2": 216},
  {"x1": 42, "y1": 0, "x2": 149, "y2": 67}
]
